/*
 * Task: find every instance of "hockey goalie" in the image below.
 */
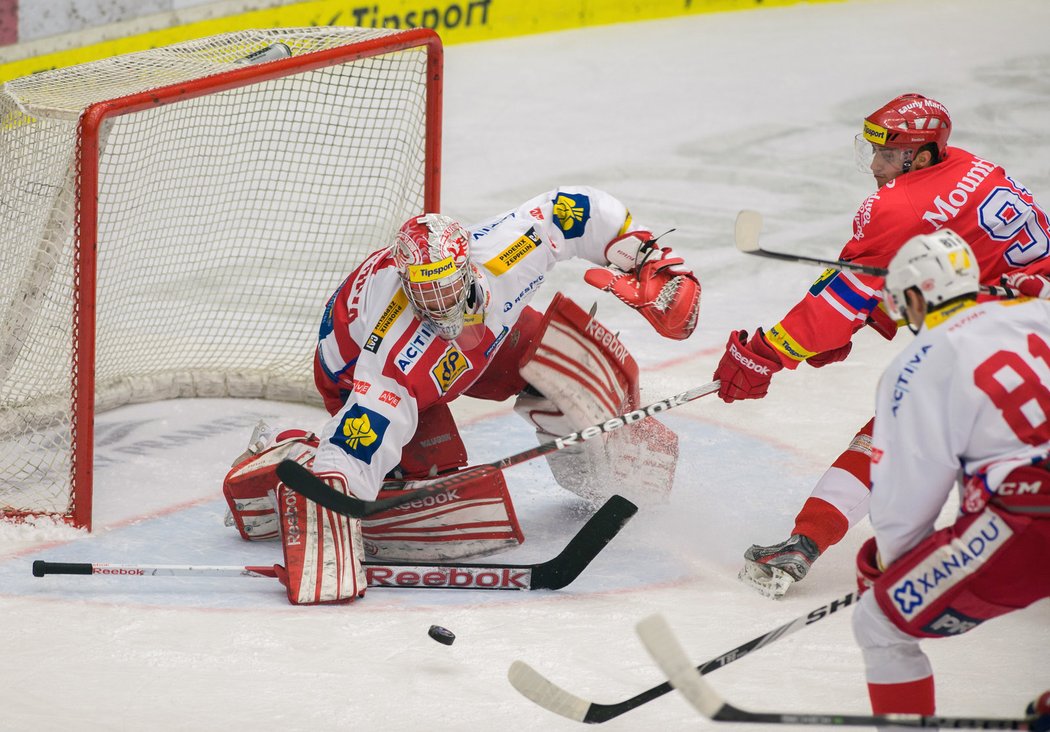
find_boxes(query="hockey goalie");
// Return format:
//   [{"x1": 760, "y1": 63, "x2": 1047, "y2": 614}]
[{"x1": 222, "y1": 186, "x2": 701, "y2": 604}]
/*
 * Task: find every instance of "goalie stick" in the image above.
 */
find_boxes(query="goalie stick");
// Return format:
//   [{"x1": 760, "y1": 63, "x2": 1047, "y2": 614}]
[
  {"x1": 277, "y1": 380, "x2": 721, "y2": 518},
  {"x1": 734, "y1": 209, "x2": 1019, "y2": 298},
  {"x1": 508, "y1": 591, "x2": 859, "y2": 723},
  {"x1": 31, "y1": 493, "x2": 636, "y2": 592},
  {"x1": 637, "y1": 612, "x2": 1039, "y2": 729}
]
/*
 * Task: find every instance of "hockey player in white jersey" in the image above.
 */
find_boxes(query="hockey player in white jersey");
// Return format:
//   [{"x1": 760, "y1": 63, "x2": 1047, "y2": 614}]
[
  {"x1": 221, "y1": 186, "x2": 701, "y2": 604},
  {"x1": 851, "y1": 229, "x2": 1050, "y2": 715}
]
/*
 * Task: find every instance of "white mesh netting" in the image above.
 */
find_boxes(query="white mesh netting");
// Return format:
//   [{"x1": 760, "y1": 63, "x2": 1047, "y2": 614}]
[{"x1": 0, "y1": 27, "x2": 436, "y2": 522}]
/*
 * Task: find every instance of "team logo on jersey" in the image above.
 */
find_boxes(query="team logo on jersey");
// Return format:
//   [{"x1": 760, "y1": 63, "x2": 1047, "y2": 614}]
[
  {"x1": 396, "y1": 321, "x2": 437, "y2": 373},
  {"x1": 808, "y1": 268, "x2": 837, "y2": 297},
  {"x1": 364, "y1": 290, "x2": 408, "y2": 354},
  {"x1": 885, "y1": 511, "x2": 1013, "y2": 621},
  {"x1": 552, "y1": 192, "x2": 591, "y2": 239},
  {"x1": 329, "y1": 404, "x2": 390, "y2": 464},
  {"x1": 484, "y1": 227, "x2": 542, "y2": 275},
  {"x1": 431, "y1": 345, "x2": 471, "y2": 394}
]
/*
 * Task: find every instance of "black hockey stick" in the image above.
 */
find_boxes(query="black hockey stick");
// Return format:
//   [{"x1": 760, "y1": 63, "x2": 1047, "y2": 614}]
[
  {"x1": 508, "y1": 591, "x2": 859, "y2": 723},
  {"x1": 637, "y1": 612, "x2": 1039, "y2": 729},
  {"x1": 734, "y1": 210, "x2": 1018, "y2": 298},
  {"x1": 277, "y1": 379, "x2": 720, "y2": 518},
  {"x1": 31, "y1": 493, "x2": 636, "y2": 592}
]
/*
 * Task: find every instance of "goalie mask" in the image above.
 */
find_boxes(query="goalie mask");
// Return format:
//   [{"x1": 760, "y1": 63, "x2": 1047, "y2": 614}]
[
  {"x1": 393, "y1": 214, "x2": 477, "y2": 340},
  {"x1": 883, "y1": 228, "x2": 979, "y2": 325}
]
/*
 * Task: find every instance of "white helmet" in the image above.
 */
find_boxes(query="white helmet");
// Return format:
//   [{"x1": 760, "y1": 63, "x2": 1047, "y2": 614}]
[
  {"x1": 883, "y1": 228, "x2": 979, "y2": 322},
  {"x1": 392, "y1": 213, "x2": 475, "y2": 340}
]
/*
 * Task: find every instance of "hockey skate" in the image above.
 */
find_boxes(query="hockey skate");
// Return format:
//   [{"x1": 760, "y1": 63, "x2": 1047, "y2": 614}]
[{"x1": 738, "y1": 534, "x2": 819, "y2": 599}]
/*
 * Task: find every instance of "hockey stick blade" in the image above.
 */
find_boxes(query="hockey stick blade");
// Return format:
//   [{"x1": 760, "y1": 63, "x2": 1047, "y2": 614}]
[
  {"x1": 734, "y1": 210, "x2": 1019, "y2": 297},
  {"x1": 508, "y1": 591, "x2": 859, "y2": 723},
  {"x1": 278, "y1": 380, "x2": 720, "y2": 519},
  {"x1": 526, "y1": 494, "x2": 637, "y2": 589},
  {"x1": 32, "y1": 494, "x2": 636, "y2": 592},
  {"x1": 637, "y1": 613, "x2": 1037, "y2": 729}
]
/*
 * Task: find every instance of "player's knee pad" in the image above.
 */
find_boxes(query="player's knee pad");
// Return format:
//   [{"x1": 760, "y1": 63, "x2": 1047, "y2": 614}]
[
  {"x1": 362, "y1": 467, "x2": 523, "y2": 560},
  {"x1": 274, "y1": 471, "x2": 367, "y2": 605},
  {"x1": 222, "y1": 427, "x2": 318, "y2": 541},
  {"x1": 514, "y1": 293, "x2": 678, "y2": 503}
]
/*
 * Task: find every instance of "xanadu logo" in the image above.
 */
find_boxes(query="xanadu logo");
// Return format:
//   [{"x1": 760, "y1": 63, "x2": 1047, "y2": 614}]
[{"x1": 887, "y1": 512, "x2": 1013, "y2": 620}]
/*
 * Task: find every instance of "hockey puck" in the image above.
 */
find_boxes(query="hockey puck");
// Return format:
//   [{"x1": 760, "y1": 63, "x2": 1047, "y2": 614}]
[{"x1": 428, "y1": 625, "x2": 456, "y2": 646}]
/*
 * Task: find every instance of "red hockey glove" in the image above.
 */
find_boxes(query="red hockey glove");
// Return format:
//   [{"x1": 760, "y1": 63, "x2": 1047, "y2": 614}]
[
  {"x1": 1002, "y1": 271, "x2": 1050, "y2": 299},
  {"x1": 713, "y1": 328, "x2": 783, "y2": 403},
  {"x1": 855, "y1": 536, "x2": 884, "y2": 595},
  {"x1": 806, "y1": 341, "x2": 853, "y2": 368},
  {"x1": 585, "y1": 236, "x2": 700, "y2": 340}
]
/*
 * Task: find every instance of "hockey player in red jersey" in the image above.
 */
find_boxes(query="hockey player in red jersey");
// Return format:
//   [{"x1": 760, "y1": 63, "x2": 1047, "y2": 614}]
[
  {"x1": 851, "y1": 229, "x2": 1050, "y2": 716},
  {"x1": 222, "y1": 186, "x2": 701, "y2": 604},
  {"x1": 712, "y1": 93, "x2": 1050, "y2": 597}
]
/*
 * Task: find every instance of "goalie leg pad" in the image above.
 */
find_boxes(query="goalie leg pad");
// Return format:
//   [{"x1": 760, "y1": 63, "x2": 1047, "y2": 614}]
[
  {"x1": 274, "y1": 472, "x2": 367, "y2": 605},
  {"x1": 516, "y1": 293, "x2": 678, "y2": 503},
  {"x1": 362, "y1": 468, "x2": 524, "y2": 561},
  {"x1": 222, "y1": 427, "x2": 318, "y2": 541}
]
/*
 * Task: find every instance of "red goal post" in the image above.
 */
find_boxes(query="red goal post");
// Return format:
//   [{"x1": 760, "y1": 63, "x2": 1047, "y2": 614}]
[{"x1": 0, "y1": 28, "x2": 442, "y2": 530}]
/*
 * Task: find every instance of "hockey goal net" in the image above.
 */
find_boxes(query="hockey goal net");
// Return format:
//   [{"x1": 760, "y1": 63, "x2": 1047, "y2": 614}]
[{"x1": 0, "y1": 27, "x2": 442, "y2": 530}]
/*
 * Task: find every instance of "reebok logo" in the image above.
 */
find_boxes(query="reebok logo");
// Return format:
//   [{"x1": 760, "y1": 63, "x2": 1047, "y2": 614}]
[
  {"x1": 729, "y1": 343, "x2": 771, "y2": 375},
  {"x1": 366, "y1": 566, "x2": 530, "y2": 589}
]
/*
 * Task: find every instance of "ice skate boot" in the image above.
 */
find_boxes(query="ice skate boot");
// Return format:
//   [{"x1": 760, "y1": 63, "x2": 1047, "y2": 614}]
[{"x1": 738, "y1": 534, "x2": 819, "y2": 599}]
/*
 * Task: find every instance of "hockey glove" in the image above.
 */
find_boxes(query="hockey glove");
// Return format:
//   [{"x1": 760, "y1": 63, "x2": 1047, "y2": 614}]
[
  {"x1": 584, "y1": 232, "x2": 700, "y2": 340},
  {"x1": 713, "y1": 328, "x2": 783, "y2": 403},
  {"x1": 855, "y1": 536, "x2": 884, "y2": 595},
  {"x1": 1002, "y1": 271, "x2": 1050, "y2": 299}
]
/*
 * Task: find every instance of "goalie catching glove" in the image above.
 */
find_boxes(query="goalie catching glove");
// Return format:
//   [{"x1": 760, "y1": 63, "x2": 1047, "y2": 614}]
[{"x1": 584, "y1": 231, "x2": 700, "y2": 340}]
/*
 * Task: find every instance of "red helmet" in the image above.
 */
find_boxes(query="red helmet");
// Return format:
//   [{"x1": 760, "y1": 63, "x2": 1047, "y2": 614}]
[
  {"x1": 861, "y1": 93, "x2": 951, "y2": 159},
  {"x1": 392, "y1": 214, "x2": 474, "y2": 340}
]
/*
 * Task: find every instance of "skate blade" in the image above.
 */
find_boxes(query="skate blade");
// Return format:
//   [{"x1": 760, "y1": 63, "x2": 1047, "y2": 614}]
[{"x1": 737, "y1": 561, "x2": 795, "y2": 600}]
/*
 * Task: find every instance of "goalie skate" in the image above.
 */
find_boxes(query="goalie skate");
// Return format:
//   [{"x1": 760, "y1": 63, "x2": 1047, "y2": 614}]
[{"x1": 737, "y1": 534, "x2": 819, "y2": 600}]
